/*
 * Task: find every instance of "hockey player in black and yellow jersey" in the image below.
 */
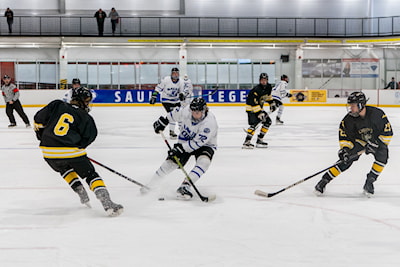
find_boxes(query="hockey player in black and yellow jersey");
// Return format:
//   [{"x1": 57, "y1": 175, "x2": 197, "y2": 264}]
[
  {"x1": 315, "y1": 92, "x2": 393, "y2": 197},
  {"x1": 34, "y1": 87, "x2": 123, "y2": 216},
  {"x1": 242, "y1": 73, "x2": 273, "y2": 149}
]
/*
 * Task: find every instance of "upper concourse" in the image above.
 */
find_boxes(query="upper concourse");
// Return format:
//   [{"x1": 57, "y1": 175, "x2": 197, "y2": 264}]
[{"x1": 0, "y1": 0, "x2": 400, "y2": 92}]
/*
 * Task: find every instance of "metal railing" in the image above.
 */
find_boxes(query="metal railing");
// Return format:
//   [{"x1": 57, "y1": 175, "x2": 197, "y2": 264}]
[{"x1": 1, "y1": 15, "x2": 400, "y2": 37}]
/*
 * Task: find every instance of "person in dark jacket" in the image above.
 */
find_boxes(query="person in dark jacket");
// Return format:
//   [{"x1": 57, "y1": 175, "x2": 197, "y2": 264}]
[
  {"x1": 4, "y1": 7, "x2": 13, "y2": 33},
  {"x1": 384, "y1": 77, "x2": 399, "y2": 89},
  {"x1": 34, "y1": 87, "x2": 123, "y2": 217},
  {"x1": 94, "y1": 8, "x2": 107, "y2": 36}
]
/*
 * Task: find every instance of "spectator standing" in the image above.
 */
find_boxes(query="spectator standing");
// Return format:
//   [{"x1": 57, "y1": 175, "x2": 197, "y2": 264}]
[
  {"x1": 94, "y1": 8, "x2": 107, "y2": 36},
  {"x1": 4, "y1": 7, "x2": 13, "y2": 34},
  {"x1": 108, "y1": 7, "x2": 120, "y2": 35},
  {"x1": 1, "y1": 75, "x2": 30, "y2": 128},
  {"x1": 384, "y1": 77, "x2": 399, "y2": 89}
]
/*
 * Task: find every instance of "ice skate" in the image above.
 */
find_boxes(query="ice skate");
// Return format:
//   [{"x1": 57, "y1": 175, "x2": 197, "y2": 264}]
[
  {"x1": 25, "y1": 123, "x2": 31, "y2": 128},
  {"x1": 256, "y1": 139, "x2": 268, "y2": 148},
  {"x1": 95, "y1": 188, "x2": 124, "y2": 217},
  {"x1": 363, "y1": 176, "x2": 375, "y2": 197},
  {"x1": 169, "y1": 130, "x2": 178, "y2": 139},
  {"x1": 176, "y1": 183, "x2": 193, "y2": 200},
  {"x1": 242, "y1": 140, "x2": 255, "y2": 149},
  {"x1": 8, "y1": 123, "x2": 16, "y2": 128},
  {"x1": 314, "y1": 178, "x2": 330, "y2": 196},
  {"x1": 74, "y1": 185, "x2": 91, "y2": 208},
  {"x1": 276, "y1": 117, "x2": 284, "y2": 125}
]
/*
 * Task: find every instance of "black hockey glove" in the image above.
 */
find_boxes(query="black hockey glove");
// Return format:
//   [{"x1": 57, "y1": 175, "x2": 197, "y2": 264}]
[
  {"x1": 286, "y1": 93, "x2": 293, "y2": 98},
  {"x1": 365, "y1": 140, "x2": 379, "y2": 155},
  {"x1": 338, "y1": 147, "x2": 351, "y2": 163},
  {"x1": 269, "y1": 102, "x2": 277, "y2": 113},
  {"x1": 153, "y1": 116, "x2": 169, "y2": 133},
  {"x1": 149, "y1": 92, "x2": 158, "y2": 105},
  {"x1": 179, "y1": 93, "x2": 186, "y2": 101},
  {"x1": 257, "y1": 111, "x2": 268, "y2": 122},
  {"x1": 168, "y1": 143, "x2": 185, "y2": 159}
]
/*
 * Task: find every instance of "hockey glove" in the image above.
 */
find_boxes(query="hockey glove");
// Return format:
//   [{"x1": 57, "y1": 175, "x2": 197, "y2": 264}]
[
  {"x1": 257, "y1": 111, "x2": 268, "y2": 122},
  {"x1": 168, "y1": 143, "x2": 185, "y2": 160},
  {"x1": 149, "y1": 92, "x2": 158, "y2": 105},
  {"x1": 153, "y1": 116, "x2": 169, "y2": 133},
  {"x1": 269, "y1": 102, "x2": 277, "y2": 113},
  {"x1": 365, "y1": 140, "x2": 379, "y2": 155},
  {"x1": 179, "y1": 93, "x2": 186, "y2": 101},
  {"x1": 286, "y1": 93, "x2": 293, "y2": 98},
  {"x1": 338, "y1": 147, "x2": 351, "y2": 163}
]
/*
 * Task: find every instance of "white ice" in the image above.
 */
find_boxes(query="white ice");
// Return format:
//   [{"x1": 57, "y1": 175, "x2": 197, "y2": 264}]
[{"x1": 1, "y1": 104, "x2": 400, "y2": 267}]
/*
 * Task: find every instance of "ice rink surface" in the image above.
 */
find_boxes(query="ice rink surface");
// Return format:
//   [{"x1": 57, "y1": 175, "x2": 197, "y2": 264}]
[{"x1": 1, "y1": 104, "x2": 400, "y2": 267}]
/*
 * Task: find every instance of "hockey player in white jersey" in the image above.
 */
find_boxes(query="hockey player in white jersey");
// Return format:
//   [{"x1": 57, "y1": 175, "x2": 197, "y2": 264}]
[
  {"x1": 149, "y1": 67, "x2": 189, "y2": 139},
  {"x1": 144, "y1": 98, "x2": 218, "y2": 199},
  {"x1": 269, "y1": 74, "x2": 292, "y2": 124},
  {"x1": 62, "y1": 78, "x2": 97, "y2": 104}
]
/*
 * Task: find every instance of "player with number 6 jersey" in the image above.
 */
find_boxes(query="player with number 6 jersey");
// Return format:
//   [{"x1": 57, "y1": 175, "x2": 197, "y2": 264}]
[{"x1": 34, "y1": 87, "x2": 123, "y2": 216}]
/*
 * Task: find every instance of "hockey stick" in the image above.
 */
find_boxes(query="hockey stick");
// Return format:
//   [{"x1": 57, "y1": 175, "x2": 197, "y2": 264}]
[
  {"x1": 187, "y1": 86, "x2": 219, "y2": 99},
  {"x1": 89, "y1": 158, "x2": 150, "y2": 189},
  {"x1": 255, "y1": 150, "x2": 365, "y2": 198},
  {"x1": 159, "y1": 131, "x2": 216, "y2": 202}
]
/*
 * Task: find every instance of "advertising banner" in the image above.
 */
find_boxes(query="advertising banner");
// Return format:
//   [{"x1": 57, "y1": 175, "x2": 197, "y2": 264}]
[
  {"x1": 92, "y1": 89, "x2": 250, "y2": 104},
  {"x1": 290, "y1": 90, "x2": 327, "y2": 102}
]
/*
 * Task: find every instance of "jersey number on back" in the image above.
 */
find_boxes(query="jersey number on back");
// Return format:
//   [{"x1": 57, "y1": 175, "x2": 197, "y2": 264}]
[{"x1": 53, "y1": 113, "x2": 74, "y2": 136}]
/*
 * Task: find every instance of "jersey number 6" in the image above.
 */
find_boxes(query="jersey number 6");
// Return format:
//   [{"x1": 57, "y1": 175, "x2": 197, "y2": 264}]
[{"x1": 53, "y1": 113, "x2": 74, "y2": 136}]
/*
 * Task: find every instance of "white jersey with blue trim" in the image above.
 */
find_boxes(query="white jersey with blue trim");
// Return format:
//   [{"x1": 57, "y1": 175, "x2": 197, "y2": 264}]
[
  {"x1": 166, "y1": 105, "x2": 218, "y2": 153},
  {"x1": 271, "y1": 80, "x2": 288, "y2": 101},
  {"x1": 155, "y1": 76, "x2": 186, "y2": 104}
]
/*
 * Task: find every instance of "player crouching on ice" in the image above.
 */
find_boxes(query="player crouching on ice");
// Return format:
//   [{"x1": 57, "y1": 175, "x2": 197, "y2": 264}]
[
  {"x1": 34, "y1": 87, "x2": 123, "y2": 216},
  {"x1": 314, "y1": 92, "x2": 393, "y2": 197},
  {"x1": 143, "y1": 98, "x2": 218, "y2": 199}
]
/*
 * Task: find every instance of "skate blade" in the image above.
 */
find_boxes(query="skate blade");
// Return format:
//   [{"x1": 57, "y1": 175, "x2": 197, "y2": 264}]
[
  {"x1": 84, "y1": 202, "x2": 92, "y2": 208},
  {"x1": 255, "y1": 144, "x2": 268, "y2": 148},
  {"x1": 363, "y1": 190, "x2": 373, "y2": 198},
  {"x1": 242, "y1": 145, "x2": 255, "y2": 149},
  {"x1": 176, "y1": 194, "x2": 193, "y2": 200},
  {"x1": 314, "y1": 190, "x2": 323, "y2": 196},
  {"x1": 106, "y1": 207, "x2": 124, "y2": 217}
]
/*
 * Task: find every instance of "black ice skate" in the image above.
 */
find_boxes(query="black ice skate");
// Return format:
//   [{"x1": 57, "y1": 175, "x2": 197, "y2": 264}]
[
  {"x1": 25, "y1": 123, "x2": 31, "y2": 128},
  {"x1": 242, "y1": 140, "x2": 255, "y2": 149},
  {"x1": 169, "y1": 130, "x2": 178, "y2": 139},
  {"x1": 176, "y1": 183, "x2": 193, "y2": 200},
  {"x1": 276, "y1": 117, "x2": 284, "y2": 125},
  {"x1": 74, "y1": 185, "x2": 91, "y2": 208},
  {"x1": 8, "y1": 123, "x2": 16, "y2": 128},
  {"x1": 256, "y1": 139, "x2": 268, "y2": 148},
  {"x1": 314, "y1": 178, "x2": 330, "y2": 196},
  {"x1": 95, "y1": 188, "x2": 124, "y2": 217},
  {"x1": 363, "y1": 176, "x2": 376, "y2": 197}
]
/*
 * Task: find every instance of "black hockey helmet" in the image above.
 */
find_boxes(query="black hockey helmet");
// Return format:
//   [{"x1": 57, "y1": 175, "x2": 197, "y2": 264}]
[
  {"x1": 259, "y1": 73, "x2": 268, "y2": 80},
  {"x1": 71, "y1": 87, "x2": 92, "y2": 112},
  {"x1": 281, "y1": 74, "x2": 288, "y2": 80},
  {"x1": 347, "y1": 91, "x2": 367, "y2": 117},
  {"x1": 72, "y1": 78, "x2": 81, "y2": 85},
  {"x1": 190, "y1": 97, "x2": 207, "y2": 112},
  {"x1": 171, "y1": 67, "x2": 179, "y2": 73}
]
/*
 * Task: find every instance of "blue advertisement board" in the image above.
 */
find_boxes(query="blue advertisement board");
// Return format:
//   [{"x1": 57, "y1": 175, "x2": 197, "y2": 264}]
[{"x1": 92, "y1": 89, "x2": 250, "y2": 104}]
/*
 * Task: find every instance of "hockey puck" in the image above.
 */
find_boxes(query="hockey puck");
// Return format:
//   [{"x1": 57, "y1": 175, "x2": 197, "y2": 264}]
[{"x1": 158, "y1": 197, "x2": 165, "y2": 201}]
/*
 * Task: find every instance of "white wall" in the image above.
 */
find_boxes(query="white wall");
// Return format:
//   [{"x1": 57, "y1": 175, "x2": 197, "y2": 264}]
[
  {"x1": 185, "y1": 0, "x2": 370, "y2": 18},
  {"x1": 66, "y1": 0, "x2": 179, "y2": 13},
  {"x1": 0, "y1": 0, "x2": 59, "y2": 10}
]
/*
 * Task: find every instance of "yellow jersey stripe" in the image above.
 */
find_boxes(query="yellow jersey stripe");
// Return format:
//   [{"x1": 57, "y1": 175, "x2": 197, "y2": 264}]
[
  {"x1": 40, "y1": 146, "x2": 87, "y2": 159},
  {"x1": 245, "y1": 105, "x2": 262, "y2": 113},
  {"x1": 90, "y1": 180, "x2": 106, "y2": 191},
  {"x1": 339, "y1": 140, "x2": 354, "y2": 149}
]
